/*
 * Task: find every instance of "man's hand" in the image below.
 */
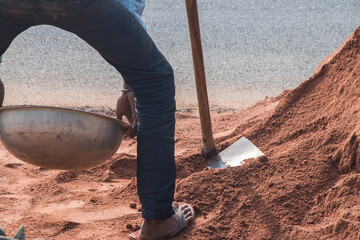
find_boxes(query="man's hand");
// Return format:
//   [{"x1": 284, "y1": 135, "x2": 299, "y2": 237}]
[{"x1": 116, "y1": 84, "x2": 137, "y2": 138}]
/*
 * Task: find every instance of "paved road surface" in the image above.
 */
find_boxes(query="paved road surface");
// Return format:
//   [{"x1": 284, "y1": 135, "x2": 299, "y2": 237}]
[{"x1": 0, "y1": 0, "x2": 359, "y2": 109}]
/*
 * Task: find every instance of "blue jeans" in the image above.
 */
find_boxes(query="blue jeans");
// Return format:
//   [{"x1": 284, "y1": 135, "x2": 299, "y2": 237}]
[
  {"x1": 0, "y1": 0, "x2": 145, "y2": 61},
  {"x1": 0, "y1": 0, "x2": 176, "y2": 220},
  {"x1": 119, "y1": 0, "x2": 146, "y2": 29}
]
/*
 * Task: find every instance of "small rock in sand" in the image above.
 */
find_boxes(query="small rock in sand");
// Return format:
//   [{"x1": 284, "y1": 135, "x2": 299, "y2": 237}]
[{"x1": 129, "y1": 202, "x2": 137, "y2": 209}]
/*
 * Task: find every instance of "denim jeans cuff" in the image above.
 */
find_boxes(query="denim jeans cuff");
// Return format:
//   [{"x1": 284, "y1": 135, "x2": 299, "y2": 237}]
[{"x1": 141, "y1": 206, "x2": 173, "y2": 220}]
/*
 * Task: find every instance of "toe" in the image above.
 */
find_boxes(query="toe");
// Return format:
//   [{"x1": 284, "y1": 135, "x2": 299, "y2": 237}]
[
  {"x1": 176, "y1": 202, "x2": 195, "y2": 226},
  {"x1": 185, "y1": 211, "x2": 192, "y2": 219}
]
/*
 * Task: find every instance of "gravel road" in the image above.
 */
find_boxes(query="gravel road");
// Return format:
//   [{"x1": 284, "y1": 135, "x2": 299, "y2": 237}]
[{"x1": 0, "y1": 0, "x2": 359, "y2": 109}]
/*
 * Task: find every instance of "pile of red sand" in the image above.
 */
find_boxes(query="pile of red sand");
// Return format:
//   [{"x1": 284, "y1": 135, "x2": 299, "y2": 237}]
[
  {"x1": 0, "y1": 26, "x2": 360, "y2": 239},
  {"x1": 174, "y1": 26, "x2": 360, "y2": 239}
]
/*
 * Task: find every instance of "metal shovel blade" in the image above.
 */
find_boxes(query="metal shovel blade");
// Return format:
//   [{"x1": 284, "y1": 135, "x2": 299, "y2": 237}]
[{"x1": 208, "y1": 137, "x2": 264, "y2": 169}]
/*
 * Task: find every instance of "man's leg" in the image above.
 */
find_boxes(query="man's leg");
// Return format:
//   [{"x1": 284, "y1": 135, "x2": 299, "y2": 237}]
[
  {"x1": 61, "y1": 2, "x2": 194, "y2": 238},
  {"x1": 60, "y1": 2, "x2": 196, "y2": 237},
  {"x1": 60, "y1": 0, "x2": 176, "y2": 220}
]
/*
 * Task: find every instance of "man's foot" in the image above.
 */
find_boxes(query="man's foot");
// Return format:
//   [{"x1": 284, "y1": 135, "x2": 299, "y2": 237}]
[{"x1": 129, "y1": 202, "x2": 195, "y2": 240}]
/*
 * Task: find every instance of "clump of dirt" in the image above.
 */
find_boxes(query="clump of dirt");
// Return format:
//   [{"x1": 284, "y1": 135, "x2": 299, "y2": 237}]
[{"x1": 0, "y1": 26, "x2": 359, "y2": 239}]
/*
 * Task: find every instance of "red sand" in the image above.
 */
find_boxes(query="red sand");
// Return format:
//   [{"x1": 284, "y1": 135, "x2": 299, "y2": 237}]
[{"x1": 1, "y1": 26, "x2": 360, "y2": 239}]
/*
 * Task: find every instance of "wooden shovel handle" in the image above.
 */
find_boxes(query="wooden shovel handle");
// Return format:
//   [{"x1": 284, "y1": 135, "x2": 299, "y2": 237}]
[{"x1": 185, "y1": 0, "x2": 217, "y2": 156}]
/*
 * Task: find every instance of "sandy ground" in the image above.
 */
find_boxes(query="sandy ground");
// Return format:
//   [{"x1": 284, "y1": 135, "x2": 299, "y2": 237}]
[{"x1": 1, "y1": 26, "x2": 360, "y2": 240}]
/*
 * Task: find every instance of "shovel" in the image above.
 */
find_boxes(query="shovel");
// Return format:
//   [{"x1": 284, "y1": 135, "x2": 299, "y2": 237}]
[{"x1": 185, "y1": 0, "x2": 264, "y2": 168}]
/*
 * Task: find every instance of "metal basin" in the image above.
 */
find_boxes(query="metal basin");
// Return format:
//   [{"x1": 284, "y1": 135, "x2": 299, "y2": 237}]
[{"x1": 0, "y1": 106, "x2": 130, "y2": 170}]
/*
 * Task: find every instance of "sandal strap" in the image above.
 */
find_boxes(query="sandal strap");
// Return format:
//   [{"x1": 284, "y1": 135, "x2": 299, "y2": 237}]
[{"x1": 167, "y1": 205, "x2": 185, "y2": 238}]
